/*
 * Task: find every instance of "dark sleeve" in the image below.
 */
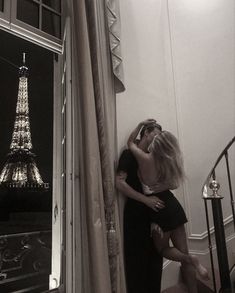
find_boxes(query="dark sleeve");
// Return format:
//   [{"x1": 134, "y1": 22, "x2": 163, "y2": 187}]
[
  {"x1": 117, "y1": 149, "x2": 133, "y2": 174},
  {"x1": 117, "y1": 149, "x2": 143, "y2": 198}
]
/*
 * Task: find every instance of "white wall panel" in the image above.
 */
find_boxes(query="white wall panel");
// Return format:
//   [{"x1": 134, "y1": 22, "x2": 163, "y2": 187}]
[{"x1": 117, "y1": 0, "x2": 235, "y2": 245}]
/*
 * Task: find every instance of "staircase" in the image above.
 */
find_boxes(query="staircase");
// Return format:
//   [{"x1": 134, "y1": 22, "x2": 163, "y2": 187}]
[
  {"x1": 162, "y1": 280, "x2": 214, "y2": 293},
  {"x1": 164, "y1": 137, "x2": 235, "y2": 293},
  {"x1": 162, "y1": 265, "x2": 217, "y2": 293}
]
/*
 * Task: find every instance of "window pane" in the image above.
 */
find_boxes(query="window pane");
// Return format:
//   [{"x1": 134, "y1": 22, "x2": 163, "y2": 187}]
[
  {"x1": 42, "y1": 0, "x2": 61, "y2": 12},
  {"x1": 42, "y1": 8, "x2": 61, "y2": 39},
  {"x1": 0, "y1": 0, "x2": 3, "y2": 12},
  {"x1": 17, "y1": 0, "x2": 39, "y2": 29}
]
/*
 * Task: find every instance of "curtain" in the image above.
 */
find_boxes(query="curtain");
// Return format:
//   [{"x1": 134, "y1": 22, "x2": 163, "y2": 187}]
[
  {"x1": 68, "y1": 0, "x2": 126, "y2": 292},
  {"x1": 106, "y1": 0, "x2": 125, "y2": 93}
]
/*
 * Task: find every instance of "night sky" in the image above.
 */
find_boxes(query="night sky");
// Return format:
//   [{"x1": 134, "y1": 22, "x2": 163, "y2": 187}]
[{"x1": 0, "y1": 29, "x2": 53, "y2": 186}]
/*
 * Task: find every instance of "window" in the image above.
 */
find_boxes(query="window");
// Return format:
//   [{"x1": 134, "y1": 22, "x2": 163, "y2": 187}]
[
  {"x1": 16, "y1": 0, "x2": 61, "y2": 39},
  {"x1": 0, "y1": 0, "x2": 10, "y2": 27},
  {"x1": 17, "y1": 0, "x2": 40, "y2": 29},
  {"x1": 0, "y1": 3, "x2": 71, "y2": 291},
  {"x1": 0, "y1": 0, "x2": 63, "y2": 53},
  {"x1": 42, "y1": 7, "x2": 61, "y2": 38},
  {"x1": 0, "y1": 0, "x2": 4, "y2": 12}
]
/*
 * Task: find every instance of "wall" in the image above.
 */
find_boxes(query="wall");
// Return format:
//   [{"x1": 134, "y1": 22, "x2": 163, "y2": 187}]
[{"x1": 117, "y1": 0, "x2": 235, "y2": 288}]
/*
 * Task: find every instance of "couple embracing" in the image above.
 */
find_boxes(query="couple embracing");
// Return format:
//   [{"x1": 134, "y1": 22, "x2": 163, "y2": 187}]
[{"x1": 116, "y1": 119, "x2": 209, "y2": 293}]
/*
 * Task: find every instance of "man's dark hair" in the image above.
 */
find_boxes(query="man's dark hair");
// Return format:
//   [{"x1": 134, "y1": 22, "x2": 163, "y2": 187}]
[{"x1": 140, "y1": 122, "x2": 162, "y2": 139}]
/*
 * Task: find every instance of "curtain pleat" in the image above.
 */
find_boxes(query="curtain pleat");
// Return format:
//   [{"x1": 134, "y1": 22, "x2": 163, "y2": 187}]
[
  {"x1": 106, "y1": 0, "x2": 125, "y2": 93},
  {"x1": 69, "y1": 0, "x2": 126, "y2": 292}
]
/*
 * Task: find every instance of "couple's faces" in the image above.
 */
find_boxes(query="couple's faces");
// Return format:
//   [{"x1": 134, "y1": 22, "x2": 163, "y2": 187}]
[
  {"x1": 147, "y1": 128, "x2": 161, "y2": 145},
  {"x1": 146, "y1": 128, "x2": 161, "y2": 153}
]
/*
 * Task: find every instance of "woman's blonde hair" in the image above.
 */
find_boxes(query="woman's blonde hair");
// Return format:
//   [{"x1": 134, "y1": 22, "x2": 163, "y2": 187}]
[{"x1": 149, "y1": 131, "x2": 185, "y2": 188}]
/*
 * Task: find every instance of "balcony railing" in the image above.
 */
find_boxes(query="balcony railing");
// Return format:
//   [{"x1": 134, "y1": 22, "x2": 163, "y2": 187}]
[{"x1": 0, "y1": 229, "x2": 51, "y2": 292}]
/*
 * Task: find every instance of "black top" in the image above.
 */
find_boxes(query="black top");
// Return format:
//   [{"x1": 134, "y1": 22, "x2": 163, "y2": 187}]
[
  {"x1": 117, "y1": 149, "x2": 162, "y2": 293},
  {"x1": 117, "y1": 149, "x2": 142, "y2": 192}
]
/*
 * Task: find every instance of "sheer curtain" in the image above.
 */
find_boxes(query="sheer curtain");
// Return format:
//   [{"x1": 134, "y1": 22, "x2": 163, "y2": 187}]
[{"x1": 68, "y1": 0, "x2": 126, "y2": 292}]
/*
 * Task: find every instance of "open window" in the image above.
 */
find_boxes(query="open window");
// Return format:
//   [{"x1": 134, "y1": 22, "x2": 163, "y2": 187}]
[{"x1": 0, "y1": 1, "x2": 70, "y2": 292}]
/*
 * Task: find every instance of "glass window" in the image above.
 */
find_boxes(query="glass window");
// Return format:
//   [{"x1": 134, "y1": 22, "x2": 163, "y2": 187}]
[
  {"x1": 42, "y1": 0, "x2": 61, "y2": 12},
  {"x1": 17, "y1": 0, "x2": 39, "y2": 29},
  {"x1": 0, "y1": 0, "x2": 4, "y2": 12},
  {"x1": 0, "y1": 0, "x2": 62, "y2": 52},
  {"x1": 42, "y1": 7, "x2": 61, "y2": 38}
]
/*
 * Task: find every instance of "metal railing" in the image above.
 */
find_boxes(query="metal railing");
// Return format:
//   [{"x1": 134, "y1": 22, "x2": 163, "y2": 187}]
[
  {"x1": 0, "y1": 229, "x2": 51, "y2": 292},
  {"x1": 202, "y1": 136, "x2": 235, "y2": 293}
]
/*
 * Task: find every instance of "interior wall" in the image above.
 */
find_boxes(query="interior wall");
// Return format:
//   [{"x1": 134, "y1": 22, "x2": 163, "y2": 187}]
[{"x1": 117, "y1": 0, "x2": 235, "y2": 245}]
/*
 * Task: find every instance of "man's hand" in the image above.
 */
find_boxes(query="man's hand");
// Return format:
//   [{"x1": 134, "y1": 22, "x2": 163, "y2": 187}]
[
  {"x1": 151, "y1": 223, "x2": 163, "y2": 239},
  {"x1": 116, "y1": 171, "x2": 127, "y2": 181},
  {"x1": 116, "y1": 171, "x2": 165, "y2": 212},
  {"x1": 143, "y1": 195, "x2": 165, "y2": 212}
]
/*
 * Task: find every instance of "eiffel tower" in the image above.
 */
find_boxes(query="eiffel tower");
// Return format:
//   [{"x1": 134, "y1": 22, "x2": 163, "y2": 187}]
[{"x1": 0, "y1": 54, "x2": 49, "y2": 191}]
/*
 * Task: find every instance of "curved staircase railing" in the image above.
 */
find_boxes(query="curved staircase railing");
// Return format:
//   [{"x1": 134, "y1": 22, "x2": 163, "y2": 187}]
[{"x1": 202, "y1": 136, "x2": 235, "y2": 293}]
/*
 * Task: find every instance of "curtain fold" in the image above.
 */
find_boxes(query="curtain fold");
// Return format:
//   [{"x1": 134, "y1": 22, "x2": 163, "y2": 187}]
[
  {"x1": 69, "y1": 0, "x2": 126, "y2": 292},
  {"x1": 105, "y1": 0, "x2": 125, "y2": 93}
]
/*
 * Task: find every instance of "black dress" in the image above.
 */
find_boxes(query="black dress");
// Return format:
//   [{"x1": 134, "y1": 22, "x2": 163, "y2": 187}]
[
  {"x1": 117, "y1": 149, "x2": 163, "y2": 293},
  {"x1": 148, "y1": 189, "x2": 188, "y2": 232}
]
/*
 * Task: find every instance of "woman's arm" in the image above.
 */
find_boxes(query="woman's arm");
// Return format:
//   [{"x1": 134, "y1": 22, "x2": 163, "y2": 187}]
[
  {"x1": 127, "y1": 122, "x2": 143, "y2": 149},
  {"x1": 127, "y1": 119, "x2": 156, "y2": 163},
  {"x1": 127, "y1": 118, "x2": 156, "y2": 147}
]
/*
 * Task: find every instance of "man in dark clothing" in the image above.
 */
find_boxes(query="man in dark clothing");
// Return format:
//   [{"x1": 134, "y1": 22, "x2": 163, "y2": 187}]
[{"x1": 116, "y1": 121, "x2": 164, "y2": 293}]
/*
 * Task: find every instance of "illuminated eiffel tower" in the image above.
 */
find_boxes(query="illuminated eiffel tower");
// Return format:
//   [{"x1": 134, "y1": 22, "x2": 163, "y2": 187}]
[{"x1": 0, "y1": 54, "x2": 49, "y2": 191}]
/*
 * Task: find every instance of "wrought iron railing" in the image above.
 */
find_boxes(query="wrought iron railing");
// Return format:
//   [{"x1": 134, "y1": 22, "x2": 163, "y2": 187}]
[
  {"x1": 202, "y1": 136, "x2": 235, "y2": 293},
  {"x1": 0, "y1": 230, "x2": 51, "y2": 292}
]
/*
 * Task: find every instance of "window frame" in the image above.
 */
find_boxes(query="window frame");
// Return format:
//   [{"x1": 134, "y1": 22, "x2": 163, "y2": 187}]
[
  {"x1": 49, "y1": 17, "x2": 73, "y2": 293},
  {"x1": 0, "y1": 0, "x2": 10, "y2": 29},
  {"x1": 0, "y1": 0, "x2": 63, "y2": 53}
]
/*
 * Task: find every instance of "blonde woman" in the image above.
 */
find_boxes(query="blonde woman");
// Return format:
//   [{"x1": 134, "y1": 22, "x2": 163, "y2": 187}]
[{"x1": 127, "y1": 119, "x2": 209, "y2": 293}]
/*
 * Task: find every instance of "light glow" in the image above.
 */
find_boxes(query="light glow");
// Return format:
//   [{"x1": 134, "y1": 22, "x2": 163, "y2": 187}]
[{"x1": 0, "y1": 58, "x2": 48, "y2": 189}]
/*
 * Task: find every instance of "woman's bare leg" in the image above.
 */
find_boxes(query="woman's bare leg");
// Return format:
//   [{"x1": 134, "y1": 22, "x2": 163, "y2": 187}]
[
  {"x1": 152, "y1": 226, "x2": 198, "y2": 293},
  {"x1": 171, "y1": 226, "x2": 209, "y2": 280},
  {"x1": 152, "y1": 227, "x2": 191, "y2": 263},
  {"x1": 152, "y1": 225, "x2": 209, "y2": 293},
  {"x1": 170, "y1": 225, "x2": 198, "y2": 293}
]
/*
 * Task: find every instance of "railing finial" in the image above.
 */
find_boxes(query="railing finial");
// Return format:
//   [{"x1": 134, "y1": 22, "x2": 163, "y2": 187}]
[
  {"x1": 209, "y1": 180, "x2": 223, "y2": 199},
  {"x1": 203, "y1": 179, "x2": 223, "y2": 199}
]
